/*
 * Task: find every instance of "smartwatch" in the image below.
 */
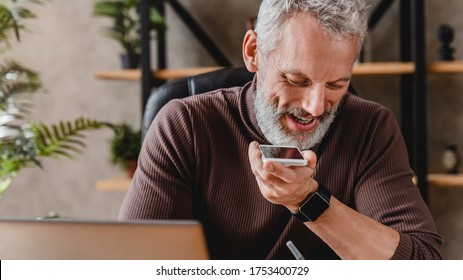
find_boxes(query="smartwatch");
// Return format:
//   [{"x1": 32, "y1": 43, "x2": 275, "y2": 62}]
[{"x1": 292, "y1": 183, "x2": 331, "y2": 222}]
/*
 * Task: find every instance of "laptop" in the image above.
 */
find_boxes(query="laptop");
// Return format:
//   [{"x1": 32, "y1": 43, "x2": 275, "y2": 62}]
[{"x1": 0, "y1": 219, "x2": 209, "y2": 260}]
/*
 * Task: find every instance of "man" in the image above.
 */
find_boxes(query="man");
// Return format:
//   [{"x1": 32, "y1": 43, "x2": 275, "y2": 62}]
[{"x1": 119, "y1": 0, "x2": 442, "y2": 259}]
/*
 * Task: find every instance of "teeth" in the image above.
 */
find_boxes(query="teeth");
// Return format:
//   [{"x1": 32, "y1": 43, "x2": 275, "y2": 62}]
[{"x1": 292, "y1": 114, "x2": 312, "y2": 124}]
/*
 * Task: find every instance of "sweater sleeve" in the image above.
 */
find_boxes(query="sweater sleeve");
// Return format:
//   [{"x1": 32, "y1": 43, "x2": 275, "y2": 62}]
[
  {"x1": 119, "y1": 99, "x2": 196, "y2": 220},
  {"x1": 354, "y1": 107, "x2": 442, "y2": 259}
]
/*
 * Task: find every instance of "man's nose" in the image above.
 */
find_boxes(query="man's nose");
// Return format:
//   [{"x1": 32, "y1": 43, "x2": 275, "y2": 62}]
[{"x1": 301, "y1": 85, "x2": 325, "y2": 117}]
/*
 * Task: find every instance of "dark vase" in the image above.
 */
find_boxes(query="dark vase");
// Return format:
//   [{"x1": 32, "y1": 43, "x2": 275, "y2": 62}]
[{"x1": 120, "y1": 53, "x2": 141, "y2": 69}]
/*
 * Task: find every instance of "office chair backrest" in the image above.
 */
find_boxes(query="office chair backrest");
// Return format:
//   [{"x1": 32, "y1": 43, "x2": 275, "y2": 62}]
[{"x1": 142, "y1": 67, "x2": 255, "y2": 139}]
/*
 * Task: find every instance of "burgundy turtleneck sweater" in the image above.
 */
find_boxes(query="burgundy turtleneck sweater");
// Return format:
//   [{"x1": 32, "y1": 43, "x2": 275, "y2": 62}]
[{"x1": 119, "y1": 78, "x2": 442, "y2": 259}]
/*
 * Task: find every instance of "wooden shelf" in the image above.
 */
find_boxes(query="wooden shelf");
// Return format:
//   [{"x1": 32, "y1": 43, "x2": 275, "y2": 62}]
[
  {"x1": 427, "y1": 173, "x2": 463, "y2": 188},
  {"x1": 94, "y1": 69, "x2": 140, "y2": 81},
  {"x1": 353, "y1": 62, "x2": 415, "y2": 75},
  {"x1": 96, "y1": 178, "x2": 132, "y2": 191},
  {"x1": 95, "y1": 66, "x2": 222, "y2": 81},
  {"x1": 154, "y1": 67, "x2": 223, "y2": 80},
  {"x1": 427, "y1": 60, "x2": 463, "y2": 74},
  {"x1": 353, "y1": 61, "x2": 463, "y2": 75}
]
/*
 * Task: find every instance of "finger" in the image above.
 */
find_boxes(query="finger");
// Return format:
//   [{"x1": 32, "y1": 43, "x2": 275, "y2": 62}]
[
  {"x1": 249, "y1": 142, "x2": 304, "y2": 196},
  {"x1": 248, "y1": 142, "x2": 282, "y2": 188},
  {"x1": 256, "y1": 170, "x2": 306, "y2": 206},
  {"x1": 248, "y1": 141, "x2": 263, "y2": 171},
  {"x1": 249, "y1": 142, "x2": 287, "y2": 185},
  {"x1": 254, "y1": 169, "x2": 281, "y2": 201},
  {"x1": 262, "y1": 161, "x2": 299, "y2": 184},
  {"x1": 302, "y1": 150, "x2": 317, "y2": 170},
  {"x1": 248, "y1": 141, "x2": 261, "y2": 163}
]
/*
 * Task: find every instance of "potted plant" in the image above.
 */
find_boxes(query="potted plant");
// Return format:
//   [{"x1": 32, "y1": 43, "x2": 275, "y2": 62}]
[
  {"x1": 0, "y1": 61, "x2": 113, "y2": 199},
  {"x1": 0, "y1": 0, "x2": 114, "y2": 199},
  {"x1": 109, "y1": 123, "x2": 141, "y2": 177},
  {"x1": 93, "y1": 0, "x2": 164, "y2": 69},
  {"x1": 0, "y1": 0, "x2": 46, "y2": 51}
]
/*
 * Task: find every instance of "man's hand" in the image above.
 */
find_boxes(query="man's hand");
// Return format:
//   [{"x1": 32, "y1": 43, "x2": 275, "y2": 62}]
[{"x1": 248, "y1": 141, "x2": 319, "y2": 212}]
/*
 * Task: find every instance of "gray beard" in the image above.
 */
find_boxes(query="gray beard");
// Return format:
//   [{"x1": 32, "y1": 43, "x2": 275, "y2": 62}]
[{"x1": 254, "y1": 89, "x2": 340, "y2": 150}]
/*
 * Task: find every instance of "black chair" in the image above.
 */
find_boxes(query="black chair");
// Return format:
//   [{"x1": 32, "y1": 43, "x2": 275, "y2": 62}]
[
  {"x1": 142, "y1": 66, "x2": 357, "y2": 139},
  {"x1": 142, "y1": 67, "x2": 255, "y2": 139}
]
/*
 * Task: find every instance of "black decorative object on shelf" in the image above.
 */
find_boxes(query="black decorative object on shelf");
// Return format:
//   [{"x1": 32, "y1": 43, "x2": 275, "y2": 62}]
[
  {"x1": 120, "y1": 53, "x2": 141, "y2": 69},
  {"x1": 437, "y1": 24, "x2": 455, "y2": 61},
  {"x1": 442, "y1": 144, "x2": 460, "y2": 174}
]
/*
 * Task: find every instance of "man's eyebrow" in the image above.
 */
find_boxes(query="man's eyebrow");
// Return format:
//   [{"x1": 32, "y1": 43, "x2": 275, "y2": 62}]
[
  {"x1": 277, "y1": 68, "x2": 309, "y2": 79},
  {"x1": 330, "y1": 77, "x2": 351, "y2": 83}
]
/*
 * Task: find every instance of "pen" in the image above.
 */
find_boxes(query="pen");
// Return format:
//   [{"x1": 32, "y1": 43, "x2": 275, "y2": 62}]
[{"x1": 286, "y1": 240, "x2": 306, "y2": 260}]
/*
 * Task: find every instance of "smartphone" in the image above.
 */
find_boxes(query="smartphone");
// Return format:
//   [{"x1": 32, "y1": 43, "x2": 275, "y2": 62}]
[{"x1": 259, "y1": 145, "x2": 308, "y2": 166}]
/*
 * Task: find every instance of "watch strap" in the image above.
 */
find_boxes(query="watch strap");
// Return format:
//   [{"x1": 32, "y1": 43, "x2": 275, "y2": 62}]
[{"x1": 292, "y1": 183, "x2": 331, "y2": 222}]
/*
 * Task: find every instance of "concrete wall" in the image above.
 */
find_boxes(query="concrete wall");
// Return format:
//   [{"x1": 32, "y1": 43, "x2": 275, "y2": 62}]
[{"x1": 0, "y1": 0, "x2": 461, "y2": 259}]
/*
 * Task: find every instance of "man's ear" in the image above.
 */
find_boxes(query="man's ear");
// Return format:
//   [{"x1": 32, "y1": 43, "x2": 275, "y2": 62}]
[{"x1": 242, "y1": 30, "x2": 259, "y2": 73}]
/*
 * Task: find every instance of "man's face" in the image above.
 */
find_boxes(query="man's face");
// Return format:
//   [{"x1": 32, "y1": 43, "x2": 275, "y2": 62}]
[{"x1": 254, "y1": 13, "x2": 359, "y2": 150}]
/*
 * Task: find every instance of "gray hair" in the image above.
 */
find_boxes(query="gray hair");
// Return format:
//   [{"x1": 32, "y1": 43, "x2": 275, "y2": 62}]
[{"x1": 254, "y1": 0, "x2": 369, "y2": 57}]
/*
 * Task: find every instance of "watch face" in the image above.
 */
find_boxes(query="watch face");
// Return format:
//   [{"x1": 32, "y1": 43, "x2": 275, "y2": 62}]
[{"x1": 300, "y1": 192, "x2": 330, "y2": 221}]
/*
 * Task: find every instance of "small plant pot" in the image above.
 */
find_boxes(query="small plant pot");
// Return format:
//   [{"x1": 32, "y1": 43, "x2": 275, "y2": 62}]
[
  {"x1": 120, "y1": 53, "x2": 141, "y2": 69},
  {"x1": 126, "y1": 160, "x2": 138, "y2": 178}
]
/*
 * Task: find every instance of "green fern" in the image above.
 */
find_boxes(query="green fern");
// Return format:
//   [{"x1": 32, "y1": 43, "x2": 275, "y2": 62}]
[
  {"x1": 0, "y1": 0, "x2": 115, "y2": 200},
  {"x1": 0, "y1": 0, "x2": 46, "y2": 50},
  {"x1": 0, "y1": 118, "x2": 112, "y2": 198},
  {"x1": 34, "y1": 118, "x2": 110, "y2": 159},
  {"x1": 0, "y1": 61, "x2": 41, "y2": 110},
  {"x1": 0, "y1": 57, "x2": 114, "y2": 200}
]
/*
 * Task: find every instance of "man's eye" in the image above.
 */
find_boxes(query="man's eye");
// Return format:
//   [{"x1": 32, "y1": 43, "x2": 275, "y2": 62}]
[
  {"x1": 326, "y1": 83, "x2": 343, "y2": 90},
  {"x1": 288, "y1": 79, "x2": 309, "y2": 87}
]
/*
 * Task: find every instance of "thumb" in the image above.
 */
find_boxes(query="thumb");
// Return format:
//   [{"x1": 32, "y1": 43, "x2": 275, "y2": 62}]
[{"x1": 302, "y1": 150, "x2": 317, "y2": 169}]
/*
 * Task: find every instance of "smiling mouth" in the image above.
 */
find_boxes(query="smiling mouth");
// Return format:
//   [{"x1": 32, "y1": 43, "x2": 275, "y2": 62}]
[{"x1": 290, "y1": 113, "x2": 315, "y2": 125}]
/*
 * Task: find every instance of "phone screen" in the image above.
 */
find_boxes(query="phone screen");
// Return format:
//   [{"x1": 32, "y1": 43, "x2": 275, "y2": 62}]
[
  {"x1": 259, "y1": 145, "x2": 307, "y2": 166},
  {"x1": 260, "y1": 146, "x2": 305, "y2": 160}
]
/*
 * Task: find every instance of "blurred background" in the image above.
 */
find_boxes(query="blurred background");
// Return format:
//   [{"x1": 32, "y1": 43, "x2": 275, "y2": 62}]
[{"x1": 0, "y1": 0, "x2": 461, "y2": 259}]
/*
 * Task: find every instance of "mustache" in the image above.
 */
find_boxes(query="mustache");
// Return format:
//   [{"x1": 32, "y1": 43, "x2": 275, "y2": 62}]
[{"x1": 271, "y1": 102, "x2": 335, "y2": 121}]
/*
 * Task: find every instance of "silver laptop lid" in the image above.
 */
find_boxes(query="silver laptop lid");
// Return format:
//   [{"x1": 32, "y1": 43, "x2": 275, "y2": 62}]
[{"x1": 0, "y1": 219, "x2": 209, "y2": 260}]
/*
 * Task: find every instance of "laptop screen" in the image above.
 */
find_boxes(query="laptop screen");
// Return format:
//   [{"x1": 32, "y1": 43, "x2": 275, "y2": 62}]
[{"x1": 0, "y1": 219, "x2": 209, "y2": 260}]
